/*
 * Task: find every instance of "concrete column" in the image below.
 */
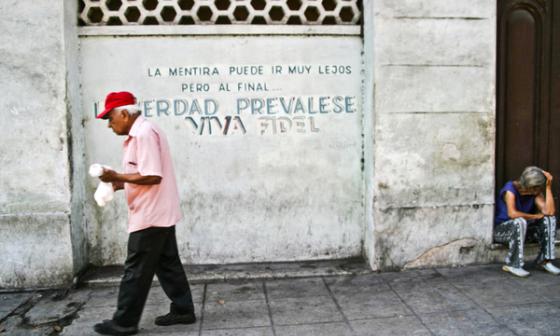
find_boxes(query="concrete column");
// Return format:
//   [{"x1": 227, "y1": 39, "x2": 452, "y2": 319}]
[
  {"x1": 362, "y1": 0, "x2": 377, "y2": 270},
  {"x1": 0, "y1": 0, "x2": 85, "y2": 288},
  {"x1": 369, "y1": 0, "x2": 497, "y2": 270},
  {"x1": 64, "y1": 0, "x2": 89, "y2": 278}
]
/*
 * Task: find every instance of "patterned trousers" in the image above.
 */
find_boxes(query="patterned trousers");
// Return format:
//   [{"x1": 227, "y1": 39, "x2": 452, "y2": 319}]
[{"x1": 494, "y1": 216, "x2": 557, "y2": 268}]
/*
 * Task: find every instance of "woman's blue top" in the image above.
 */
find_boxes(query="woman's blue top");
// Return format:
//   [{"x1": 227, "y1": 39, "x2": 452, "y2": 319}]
[{"x1": 495, "y1": 181, "x2": 536, "y2": 225}]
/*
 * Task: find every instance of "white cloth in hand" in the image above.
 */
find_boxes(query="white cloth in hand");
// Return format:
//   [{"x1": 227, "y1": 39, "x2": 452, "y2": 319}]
[{"x1": 89, "y1": 163, "x2": 115, "y2": 207}]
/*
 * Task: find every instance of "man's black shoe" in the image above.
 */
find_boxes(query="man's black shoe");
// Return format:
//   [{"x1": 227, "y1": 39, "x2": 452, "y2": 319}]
[
  {"x1": 155, "y1": 311, "x2": 196, "y2": 326},
  {"x1": 93, "y1": 319, "x2": 138, "y2": 335}
]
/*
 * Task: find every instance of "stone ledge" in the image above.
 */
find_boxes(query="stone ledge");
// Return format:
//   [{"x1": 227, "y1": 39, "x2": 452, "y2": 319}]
[{"x1": 79, "y1": 258, "x2": 371, "y2": 288}]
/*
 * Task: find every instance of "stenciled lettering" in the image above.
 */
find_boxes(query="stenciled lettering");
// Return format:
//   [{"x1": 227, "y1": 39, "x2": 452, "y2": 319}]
[
  {"x1": 185, "y1": 116, "x2": 246, "y2": 136},
  {"x1": 236, "y1": 96, "x2": 356, "y2": 115}
]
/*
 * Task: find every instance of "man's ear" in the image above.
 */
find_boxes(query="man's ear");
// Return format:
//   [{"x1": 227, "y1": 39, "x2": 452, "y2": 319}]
[{"x1": 120, "y1": 109, "x2": 130, "y2": 120}]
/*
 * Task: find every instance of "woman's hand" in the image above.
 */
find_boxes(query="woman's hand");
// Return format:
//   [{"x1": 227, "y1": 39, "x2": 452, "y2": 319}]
[{"x1": 543, "y1": 170, "x2": 553, "y2": 187}]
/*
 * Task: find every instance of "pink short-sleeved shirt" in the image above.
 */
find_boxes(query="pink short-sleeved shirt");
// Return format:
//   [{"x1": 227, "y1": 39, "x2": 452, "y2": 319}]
[{"x1": 122, "y1": 116, "x2": 182, "y2": 233}]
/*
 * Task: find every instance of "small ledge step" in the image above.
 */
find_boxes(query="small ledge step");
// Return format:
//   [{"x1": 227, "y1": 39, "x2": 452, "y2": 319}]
[{"x1": 79, "y1": 257, "x2": 372, "y2": 287}]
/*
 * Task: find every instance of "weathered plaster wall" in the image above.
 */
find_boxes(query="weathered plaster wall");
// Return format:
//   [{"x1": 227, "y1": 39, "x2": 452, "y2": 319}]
[
  {"x1": 0, "y1": 0, "x2": 505, "y2": 288},
  {"x1": 0, "y1": 0, "x2": 77, "y2": 288},
  {"x1": 370, "y1": 0, "x2": 497, "y2": 269},
  {"x1": 80, "y1": 36, "x2": 364, "y2": 265}
]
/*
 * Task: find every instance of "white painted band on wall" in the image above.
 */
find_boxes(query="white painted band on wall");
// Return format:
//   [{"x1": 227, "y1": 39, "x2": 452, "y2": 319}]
[{"x1": 78, "y1": 25, "x2": 361, "y2": 36}]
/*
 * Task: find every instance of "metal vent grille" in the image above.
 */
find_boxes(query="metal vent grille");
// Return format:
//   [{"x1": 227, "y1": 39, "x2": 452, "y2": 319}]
[{"x1": 78, "y1": 0, "x2": 362, "y2": 26}]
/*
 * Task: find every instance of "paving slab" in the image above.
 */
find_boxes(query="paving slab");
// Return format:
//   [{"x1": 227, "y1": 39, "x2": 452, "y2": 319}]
[
  {"x1": 325, "y1": 275, "x2": 412, "y2": 319},
  {"x1": 0, "y1": 292, "x2": 32, "y2": 319},
  {"x1": 449, "y1": 275, "x2": 549, "y2": 308},
  {"x1": 202, "y1": 299, "x2": 270, "y2": 330},
  {"x1": 275, "y1": 322, "x2": 354, "y2": 336},
  {"x1": 64, "y1": 285, "x2": 205, "y2": 335},
  {"x1": 84, "y1": 286, "x2": 119, "y2": 308},
  {"x1": 351, "y1": 315, "x2": 432, "y2": 336},
  {"x1": 325, "y1": 273, "x2": 387, "y2": 296},
  {"x1": 146, "y1": 284, "x2": 205, "y2": 305},
  {"x1": 418, "y1": 308, "x2": 516, "y2": 336},
  {"x1": 440, "y1": 263, "x2": 560, "y2": 290},
  {"x1": 136, "y1": 331, "x2": 199, "y2": 336},
  {"x1": 334, "y1": 290, "x2": 412, "y2": 320},
  {"x1": 549, "y1": 300, "x2": 560, "y2": 310},
  {"x1": 521, "y1": 281, "x2": 560, "y2": 303},
  {"x1": 24, "y1": 290, "x2": 90, "y2": 326},
  {"x1": 504, "y1": 264, "x2": 560, "y2": 302},
  {"x1": 434, "y1": 266, "x2": 556, "y2": 309},
  {"x1": 84, "y1": 284, "x2": 204, "y2": 310},
  {"x1": 7, "y1": 261, "x2": 560, "y2": 335},
  {"x1": 201, "y1": 326, "x2": 274, "y2": 336},
  {"x1": 437, "y1": 264, "x2": 512, "y2": 285},
  {"x1": 0, "y1": 316, "x2": 23, "y2": 333},
  {"x1": 206, "y1": 282, "x2": 265, "y2": 302},
  {"x1": 269, "y1": 296, "x2": 344, "y2": 326},
  {"x1": 60, "y1": 306, "x2": 116, "y2": 335},
  {"x1": 509, "y1": 267, "x2": 560, "y2": 287},
  {"x1": 379, "y1": 269, "x2": 442, "y2": 285},
  {"x1": 137, "y1": 303, "x2": 201, "y2": 335},
  {"x1": 486, "y1": 303, "x2": 560, "y2": 336},
  {"x1": 389, "y1": 277, "x2": 476, "y2": 314},
  {"x1": 0, "y1": 315, "x2": 55, "y2": 336},
  {"x1": 265, "y1": 278, "x2": 330, "y2": 300},
  {"x1": 62, "y1": 303, "x2": 203, "y2": 335}
]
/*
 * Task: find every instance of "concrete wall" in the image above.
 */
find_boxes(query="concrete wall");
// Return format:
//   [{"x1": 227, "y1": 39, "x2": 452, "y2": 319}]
[
  {"x1": 0, "y1": 0, "x2": 505, "y2": 287},
  {"x1": 79, "y1": 36, "x2": 364, "y2": 265},
  {"x1": 0, "y1": 0, "x2": 81, "y2": 288},
  {"x1": 368, "y1": 0, "x2": 497, "y2": 269}
]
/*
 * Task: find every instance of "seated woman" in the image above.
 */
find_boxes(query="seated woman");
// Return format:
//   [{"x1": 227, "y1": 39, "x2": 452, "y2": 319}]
[{"x1": 494, "y1": 166, "x2": 559, "y2": 277}]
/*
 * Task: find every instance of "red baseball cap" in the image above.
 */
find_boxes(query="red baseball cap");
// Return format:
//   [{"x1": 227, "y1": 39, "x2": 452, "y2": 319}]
[{"x1": 97, "y1": 91, "x2": 136, "y2": 119}]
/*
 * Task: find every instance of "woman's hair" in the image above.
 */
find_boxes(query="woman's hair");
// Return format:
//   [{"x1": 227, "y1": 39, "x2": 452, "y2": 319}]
[{"x1": 519, "y1": 166, "x2": 546, "y2": 189}]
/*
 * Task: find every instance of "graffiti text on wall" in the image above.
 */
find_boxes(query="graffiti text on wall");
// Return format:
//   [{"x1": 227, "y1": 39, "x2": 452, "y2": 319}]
[{"x1": 93, "y1": 64, "x2": 358, "y2": 136}]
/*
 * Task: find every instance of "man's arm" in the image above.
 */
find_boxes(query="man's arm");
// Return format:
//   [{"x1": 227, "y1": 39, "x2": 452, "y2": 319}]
[
  {"x1": 504, "y1": 191, "x2": 544, "y2": 221},
  {"x1": 100, "y1": 169, "x2": 161, "y2": 186},
  {"x1": 535, "y1": 171, "x2": 555, "y2": 215}
]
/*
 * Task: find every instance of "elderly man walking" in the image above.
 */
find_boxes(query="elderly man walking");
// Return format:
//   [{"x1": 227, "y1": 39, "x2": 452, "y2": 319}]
[{"x1": 93, "y1": 91, "x2": 196, "y2": 335}]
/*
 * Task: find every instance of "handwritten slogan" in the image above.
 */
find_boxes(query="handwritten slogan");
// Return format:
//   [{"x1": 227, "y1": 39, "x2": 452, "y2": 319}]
[{"x1": 93, "y1": 64, "x2": 357, "y2": 136}]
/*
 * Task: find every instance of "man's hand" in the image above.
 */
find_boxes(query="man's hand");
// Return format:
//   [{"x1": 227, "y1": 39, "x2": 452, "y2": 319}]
[
  {"x1": 543, "y1": 170, "x2": 553, "y2": 187},
  {"x1": 112, "y1": 181, "x2": 125, "y2": 191},
  {"x1": 99, "y1": 168, "x2": 121, "y2": 183}
]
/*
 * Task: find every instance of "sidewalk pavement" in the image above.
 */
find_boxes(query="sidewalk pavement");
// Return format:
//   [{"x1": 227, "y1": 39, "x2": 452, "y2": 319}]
[{"x1": 1, "y1": 261, "x2": 560, "y2": 336}]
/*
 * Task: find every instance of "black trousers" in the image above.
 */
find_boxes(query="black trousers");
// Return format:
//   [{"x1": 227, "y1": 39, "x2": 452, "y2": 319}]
[{"x1": 113, "y1": 226, "x2": 195, "y2": 327}]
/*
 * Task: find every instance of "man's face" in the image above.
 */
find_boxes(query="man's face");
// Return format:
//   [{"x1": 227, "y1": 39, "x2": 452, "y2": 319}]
[{"x1": 106, "y1": 109, "x2": 129, "y2": 135}]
